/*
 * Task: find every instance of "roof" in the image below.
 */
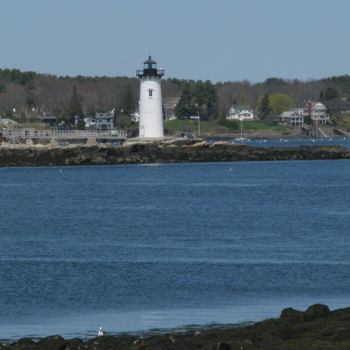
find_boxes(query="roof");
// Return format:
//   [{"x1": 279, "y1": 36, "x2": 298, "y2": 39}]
[
  {"x1": 163, "y1": 97, "x2": 181, "y2": 104},
  {"x1": 313, "y1": 102, "x2": 326, "y2": 109},
  {"x1": 95, "y1": 112, "x2": 114, "y2": 119},
  {"x1": 281, "y1": 111, "x2": 302, "y2": 118},
  {"x1": 144, "y1": 56, "x2": 156, "y2": 65},
  {"x1": 230, "y1": 105, "x2": 253, "y2": 111}
]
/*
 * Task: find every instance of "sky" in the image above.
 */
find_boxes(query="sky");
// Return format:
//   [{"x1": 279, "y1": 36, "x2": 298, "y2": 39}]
[{"x1": 0, "y1": 0, "x2": 349, "y2": 83}]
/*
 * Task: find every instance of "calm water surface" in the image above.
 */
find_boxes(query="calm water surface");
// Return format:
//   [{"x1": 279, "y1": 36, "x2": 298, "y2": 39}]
[
  {"x1": 213, "y1": 137, "x2": 350, "y2": 148},
  {"x1": 0, "y1": 160, "x2": 349, "y2": 339}
]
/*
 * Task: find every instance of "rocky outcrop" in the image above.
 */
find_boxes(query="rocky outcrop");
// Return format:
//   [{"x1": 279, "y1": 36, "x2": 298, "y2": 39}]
[
  {"x1": 3, "y1": 304, "x2": 350, "y2": 349},
  {"x1": 0, "y1": 140, "x2": 350, "y2": 167}
]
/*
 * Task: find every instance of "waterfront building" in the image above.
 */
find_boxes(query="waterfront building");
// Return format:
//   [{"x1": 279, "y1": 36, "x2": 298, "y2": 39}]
[
  {"x1": 137, "y1": 56, "x2": 164, "y2": 138},
  {"x1": 303, "y1": 102, "x2": 330, "y2": 124},
  {"x1": 84, "y1": 111, "x2": 115, "y2": 130},
  {"x1": 226, "y1": 105, "x2": 254, "y2": 121},
  {"x1": 280, "y1": 110, "x2": 304, "y2": 126}
]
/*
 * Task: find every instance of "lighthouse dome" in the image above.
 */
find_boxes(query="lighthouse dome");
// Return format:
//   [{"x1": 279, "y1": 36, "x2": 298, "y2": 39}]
[
  {"x1": 144, "y1": 56, "x2": 156, "y2": 65},
  {"x1": 137, "y1": 56, "x2": 164, "y2": 78}
]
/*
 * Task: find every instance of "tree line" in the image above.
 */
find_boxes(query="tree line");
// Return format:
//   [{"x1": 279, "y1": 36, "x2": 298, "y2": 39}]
[{"x1": 0, "y1": 68, "x2": 349, "y2": 126}]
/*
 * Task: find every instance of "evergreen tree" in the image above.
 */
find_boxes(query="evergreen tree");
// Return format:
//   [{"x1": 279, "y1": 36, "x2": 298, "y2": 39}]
[
  {"x1": 258, "y1": 93, "x2": 271, "y2": 120},
  {"x1": 233, "y1": 91, "x2": 251, "y2": 106},
  {"x1": 320, "y1": 87, "x2": 339, "y2": 101},
  {"x1": 175, "y1": 81, "x2": 198, "y2": 119},
  {"x1": 117, "y1": 85, "x2": 135, "y2": 116},
  {"x1": 68, "y1": 86, "x2": 83, "y2": 125},
  {"x1": 175, "y1": 80, "x2": 217, "y2": 120}
]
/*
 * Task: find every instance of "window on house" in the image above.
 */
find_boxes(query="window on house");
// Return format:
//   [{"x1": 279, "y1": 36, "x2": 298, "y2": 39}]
[{"x1": 148, "y1": 89, "x2": 153, "y2": 97}]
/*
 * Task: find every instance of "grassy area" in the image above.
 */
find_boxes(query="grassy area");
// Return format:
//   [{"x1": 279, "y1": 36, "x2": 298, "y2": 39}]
[
  {"x1": 165, "y1": 119, "x2": 289, "y2": 134},
  {"x1": 243, "y1": 121, "x2": 288, "y2": 132},
  {"x1": 165, "y1": 119, "x2": 230, "y2": 134}
]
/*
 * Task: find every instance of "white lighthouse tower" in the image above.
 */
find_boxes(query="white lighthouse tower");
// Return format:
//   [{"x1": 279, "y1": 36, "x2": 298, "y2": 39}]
[{"x1": 137, "y1": 56, "x2": 164, "y2": 138}]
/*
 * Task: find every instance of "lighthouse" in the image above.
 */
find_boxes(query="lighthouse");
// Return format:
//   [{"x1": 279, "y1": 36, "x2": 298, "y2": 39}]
[{"x1": 136, "y1": 56, "x2": 164, "y2": 138}]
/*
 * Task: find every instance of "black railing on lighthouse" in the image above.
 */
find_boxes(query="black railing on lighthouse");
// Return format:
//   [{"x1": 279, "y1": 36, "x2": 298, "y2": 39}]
[{"x1": 136, "y1": 69, "x2": 164, "y2": 78}]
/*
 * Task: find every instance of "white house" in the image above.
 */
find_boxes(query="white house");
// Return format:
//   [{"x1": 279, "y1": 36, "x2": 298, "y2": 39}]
[
  {"x1": 304, "y1": 102, "x2": 330, "y2": 124},
  {"x1": 84, "y1": 111, "x2": 115, "y2": 130},
  {"x1": 280, "y1": 110, "x2": 304, "y2": 126},
  {"x1": 226, "y1": 105, "x2": 254, "y2": 121}
]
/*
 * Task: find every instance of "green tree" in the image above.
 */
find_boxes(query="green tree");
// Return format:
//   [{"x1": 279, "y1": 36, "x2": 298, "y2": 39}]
[
  {"x1": 175, "y1": 80, "x2": 217, "y2": 120},
  {"x1": 233, "y1": 91, "x2": 251, "y2": 106},
  {"x1": 0, "y1": 81, "x2": 5, "y2": 93},
  {"x1": 68, "y1": 86, "x2": 83, "y2": 124},
  {"x1": 268, "y1": 93, "x2": 295, "y2": 115},
  {"x1": 116, "y1": 113, "x2": 132, "y2": 129},
  {"x1": 257, "y1": 94, "x2": 271, "y2": 120},
  {"x1": 304, "y1": 115, "x2": 313, "y2": 125},
  {"x1": 116, "y1": 85, "x2": 136, "y2": 116},
  {"x1": 175, "y1": 81, "x2": 198, "y2": 119},
  {"x1": 320, "y1": 87, "x2": 340, "y2": 115},
  {"x1": 26, "y1": 94, "x2": 37, "y2": 108},
  {"x1": 320, "y1": 87, "x2": 339, "y2": 101}
]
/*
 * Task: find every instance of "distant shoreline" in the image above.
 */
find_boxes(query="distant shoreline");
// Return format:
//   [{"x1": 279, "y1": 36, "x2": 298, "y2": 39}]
[
  {"x1": 0, "y1": 140, "x2": 350, "y2": 167},
  {"x1": 3, "y1": 304, "x2": 350, "y2": 349}
]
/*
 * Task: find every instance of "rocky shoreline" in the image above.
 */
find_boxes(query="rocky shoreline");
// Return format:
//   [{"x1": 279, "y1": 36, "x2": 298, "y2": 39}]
[
  {"x1": 0, "y1": 139, "x2": 350, "y2": 167},
  {"x1": 2, "y1": 304, "x2": 350, "y2": 349}
]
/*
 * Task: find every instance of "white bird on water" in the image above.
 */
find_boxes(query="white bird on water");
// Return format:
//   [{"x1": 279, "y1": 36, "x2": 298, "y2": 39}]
[{"x1": 98, "y1": 326, "x2": 105, "y2": 336}]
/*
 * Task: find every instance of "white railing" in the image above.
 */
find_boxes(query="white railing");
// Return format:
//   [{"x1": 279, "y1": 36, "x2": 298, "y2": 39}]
[{"x1": 2, "y1": 128, "x2": 127, "y2": 140}]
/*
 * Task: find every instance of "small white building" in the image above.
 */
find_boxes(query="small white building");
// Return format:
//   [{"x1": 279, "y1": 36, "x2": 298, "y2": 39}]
[
  {"x1": 84, "y1": 112, "x2": 115, "y2": 130},
  {"x1": 226, "y1": 105, "x2": 254, "y2": 121},
  {"x1": 304, "y1": 102, "x2": 330, "y2": 124},
  {"x1": 280, "y1": 110, "x2": 304, "y2": 126}
]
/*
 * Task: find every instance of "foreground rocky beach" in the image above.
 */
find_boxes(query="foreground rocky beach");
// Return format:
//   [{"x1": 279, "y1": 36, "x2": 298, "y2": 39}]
[
  {"x1": 2, "y1": 304, "x2": 350, "y2": 350},
  {"x1": 0, "y1": 139, "x2": 350, "y2": 167}
]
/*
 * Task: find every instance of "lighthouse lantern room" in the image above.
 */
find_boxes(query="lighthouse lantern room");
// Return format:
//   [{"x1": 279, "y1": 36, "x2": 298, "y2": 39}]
[{"x1": 136, "y1": 56, "x2": 164, "y2": 138}]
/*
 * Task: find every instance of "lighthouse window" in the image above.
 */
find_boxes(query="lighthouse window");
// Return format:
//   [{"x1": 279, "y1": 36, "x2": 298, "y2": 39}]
[{"x1": 148, "y1": 89, "x2": 153, "y2": 97}]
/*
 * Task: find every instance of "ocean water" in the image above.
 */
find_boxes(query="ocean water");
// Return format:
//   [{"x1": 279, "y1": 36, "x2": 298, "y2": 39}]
[
  {"x1": 0, "y1": 160, "x2": 350, "y2": 339},
  {"x1": 212, "y1": 137, "x2": 350, "y2": 148}
]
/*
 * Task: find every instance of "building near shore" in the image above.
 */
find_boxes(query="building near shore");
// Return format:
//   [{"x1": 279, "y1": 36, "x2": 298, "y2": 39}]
[
  {"x1": 306, "y1": 102, "x2": 330, "y2": 124},
  {"x1": 84, "y1": 111, "x2": 115, "y2": 130},
  {"x1": 280, "y1": 101, "x2": 330, "y2": 126},
  {"x1": 226, "y1": 105, "x2": 254, "y2": 121},
  {"x1": 280, "y1": 110, "x2": 304, "y2": 126}
]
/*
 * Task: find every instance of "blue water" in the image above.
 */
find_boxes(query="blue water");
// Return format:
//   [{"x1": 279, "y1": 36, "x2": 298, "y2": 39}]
[
  {"x1": 0, "y1": 160, "x2": 350, "y2": 339},
  {"x1": 214, "y1": 137, "x2": 350, "y2": 148}
]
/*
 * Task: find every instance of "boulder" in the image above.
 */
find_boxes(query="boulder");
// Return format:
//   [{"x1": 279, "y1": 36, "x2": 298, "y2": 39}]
[
  {"x1": 304, "y1": 304, "x2": 330, "y2": 321},
  {"x1": 36, "y1": 336, "x2": 68, "y2": 350}
]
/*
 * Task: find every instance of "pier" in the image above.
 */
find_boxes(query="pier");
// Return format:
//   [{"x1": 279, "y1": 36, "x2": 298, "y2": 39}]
[{"x1": 1, "y1": 128, "x2": 127, "y2": 144}]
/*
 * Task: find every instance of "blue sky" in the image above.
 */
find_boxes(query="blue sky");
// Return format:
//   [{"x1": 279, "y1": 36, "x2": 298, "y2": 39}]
[{"x1": 0, "y1": 0, "x2": 349, "y2": 82}]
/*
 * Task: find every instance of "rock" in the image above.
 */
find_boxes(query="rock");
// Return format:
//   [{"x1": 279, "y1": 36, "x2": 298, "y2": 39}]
[
  {"x1": 214, "y1": 342, "x2": 231, "y2": 350},
  {"x1": 7, "y1": 304, "x2": 350, "y2": 349},
  {"x1": 280, "y1": 307, "x2": 304, "y2": 323},
  {"x1": 36, "y1": 336, "x2": 67, "y2": 350},
  {"x1": 0, "y1": 143, "x2": 350, "y2": 167},
  {"x1": 304, "y1": 304, "x2": 330, "y2": 321}
]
